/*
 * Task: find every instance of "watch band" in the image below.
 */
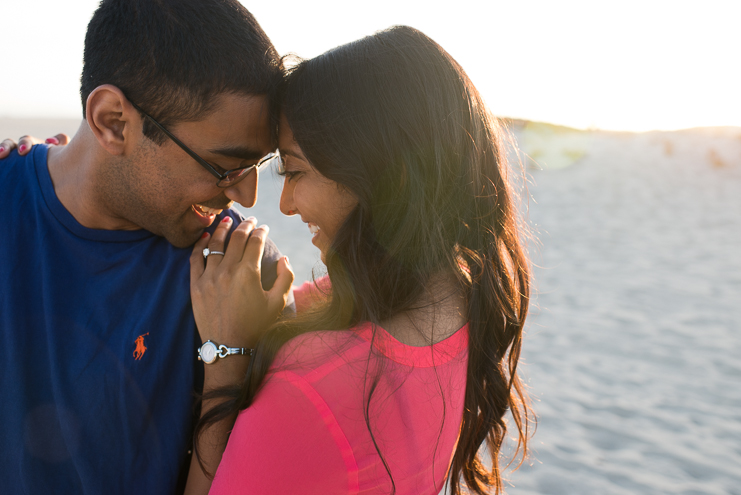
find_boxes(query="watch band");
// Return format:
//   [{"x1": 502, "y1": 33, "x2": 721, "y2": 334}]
[{"x1": 198, "y1": 340, "x2": 254, "y2": 364}]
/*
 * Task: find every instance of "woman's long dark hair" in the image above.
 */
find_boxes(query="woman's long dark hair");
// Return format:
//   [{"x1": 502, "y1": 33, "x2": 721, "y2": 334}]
[{"x1": 196, "y1": 25, "x2": 533, "y2": 494}]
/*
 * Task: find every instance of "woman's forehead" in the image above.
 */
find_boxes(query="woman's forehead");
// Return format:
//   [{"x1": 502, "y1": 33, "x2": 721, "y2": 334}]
[{"x1": 277, "y1": 116, "x2": 304, "y2": 160}]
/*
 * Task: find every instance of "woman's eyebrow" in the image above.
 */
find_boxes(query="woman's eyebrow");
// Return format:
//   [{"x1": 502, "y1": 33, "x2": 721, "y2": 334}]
[
  {"x1": 278, "y1": 146, "x2": 305, "y2": 159},
  {"x1": 207, "y1": 145, "x2": 267, "y2": 161}
]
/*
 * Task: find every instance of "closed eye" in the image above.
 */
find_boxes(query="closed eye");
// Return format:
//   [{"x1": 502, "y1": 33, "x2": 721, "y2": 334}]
[
  {"x1": 276, "y1": 169, "x2": 302, "y2": 182},
  {"x1": 275, "y1": 157, "x2": 300, "y2": 181},
  {"x1": 206, "y1": 161, "x2": 229, "y2": 174},
  {"x1": 217, "y1": 160, "x2": 260, "y2": 174}
]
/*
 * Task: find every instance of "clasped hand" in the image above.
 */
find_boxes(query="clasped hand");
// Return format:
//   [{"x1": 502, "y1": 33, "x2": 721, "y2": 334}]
[{"x1": 190, "y1": 216, "x2": 293, "y2": 351}]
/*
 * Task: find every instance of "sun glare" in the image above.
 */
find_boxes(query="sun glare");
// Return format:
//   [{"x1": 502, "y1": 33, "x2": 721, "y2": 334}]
[{"x1": 2, "y1": 0, "x2": 739, "y2": 132}]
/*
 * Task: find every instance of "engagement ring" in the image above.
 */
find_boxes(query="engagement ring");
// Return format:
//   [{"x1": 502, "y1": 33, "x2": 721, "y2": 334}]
[{"x1": 203, "y1": 248, "x2": 225, "y2": 259}]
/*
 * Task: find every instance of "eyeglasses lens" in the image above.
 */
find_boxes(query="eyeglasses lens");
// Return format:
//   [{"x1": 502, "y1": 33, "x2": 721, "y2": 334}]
[
  {"x1": 215, "y1": 153, "x2": 279, "y2": 188},
  {"x1": 217, "y1": 167, "x2": 252, "y2": 188}
]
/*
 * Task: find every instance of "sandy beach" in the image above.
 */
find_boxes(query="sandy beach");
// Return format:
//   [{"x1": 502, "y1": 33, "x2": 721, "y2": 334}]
[
  {"x1": 505, "y1": 123, "x2": 741, "y2": 495},
  {"x1": 2, "y1": 117, "x2": 739, "y2": 494}
]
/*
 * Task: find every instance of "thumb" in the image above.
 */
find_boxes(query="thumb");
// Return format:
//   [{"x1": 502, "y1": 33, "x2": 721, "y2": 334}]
[
  {"x1": 189, "y1": 232, "x2": 210, "y2": 289},
  {"x1": 45, "y1": 133, "x2": 70, "y2": 146}
]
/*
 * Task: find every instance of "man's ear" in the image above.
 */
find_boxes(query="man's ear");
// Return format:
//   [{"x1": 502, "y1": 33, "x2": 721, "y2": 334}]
[{"x1": 86, "y1": 85, "x2": 140, "y2": 156}]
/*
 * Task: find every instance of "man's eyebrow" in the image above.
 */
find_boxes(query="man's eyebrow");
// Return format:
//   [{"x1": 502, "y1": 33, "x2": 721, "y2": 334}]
[{"x1": 207, "y1": 146, "x2": 267, "y2": 161}]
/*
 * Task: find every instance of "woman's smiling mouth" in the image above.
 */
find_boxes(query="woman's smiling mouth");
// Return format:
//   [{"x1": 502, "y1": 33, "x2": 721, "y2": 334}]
[{"x1": 307, "y1": 222, "x2": 321, "y2": 245}]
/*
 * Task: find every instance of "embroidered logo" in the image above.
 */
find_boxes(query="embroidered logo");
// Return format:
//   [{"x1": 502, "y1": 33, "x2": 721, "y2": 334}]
[{"x1": 133, "y1": 333, "x2": 149, "y2": 360}]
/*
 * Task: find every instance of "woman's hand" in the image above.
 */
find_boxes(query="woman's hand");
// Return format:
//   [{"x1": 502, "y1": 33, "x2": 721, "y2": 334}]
[
  {"x1": 0, "y1": 133, "x2": 70, "y2": 159},
  {"x1": 186, "y1": 216, "x2": 293, "y2": 495},
  {"x1": 190, "y1": 216, "x2": 293, "y2": 350}
]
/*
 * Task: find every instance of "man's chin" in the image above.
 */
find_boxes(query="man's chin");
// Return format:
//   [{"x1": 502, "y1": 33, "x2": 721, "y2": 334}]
[{"x1": 162, "y1": 228, "x2": 204, "y2": 249}]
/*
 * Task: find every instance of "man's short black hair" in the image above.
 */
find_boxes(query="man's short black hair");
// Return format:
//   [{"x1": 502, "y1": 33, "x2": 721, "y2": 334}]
[{"x1": 81, "y1": 0, "x2": 281, "y2": 144}]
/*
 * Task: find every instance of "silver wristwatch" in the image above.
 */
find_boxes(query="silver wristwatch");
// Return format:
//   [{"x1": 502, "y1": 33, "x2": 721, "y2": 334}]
[{"x1": 197, "y1": 340, "x2": 254, "y2": 364}]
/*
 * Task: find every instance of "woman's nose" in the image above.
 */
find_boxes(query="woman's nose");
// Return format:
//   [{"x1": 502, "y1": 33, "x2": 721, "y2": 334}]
[{"x1": 279, "y1": 179, "x2": 296, "y2": 216}]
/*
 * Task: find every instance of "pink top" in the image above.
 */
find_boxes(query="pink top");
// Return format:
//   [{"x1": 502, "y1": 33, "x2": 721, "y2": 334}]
[{"x1": 210, "y1": 280, "x2": 469, "y2": 494}]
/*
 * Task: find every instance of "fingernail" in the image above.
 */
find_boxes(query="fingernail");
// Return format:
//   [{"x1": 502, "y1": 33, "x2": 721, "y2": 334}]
[
  {"x1": 201, "y1": 232, "x2": 209, "y2": 239},
  {"x1": 258, "y1": 224, "x2": 269, "y2": 230},
  {"x1": 45, "y1": 137, "x2": 59, "y2": 145},
  {"x1": 0, "y1": 147, "x2": 5, "y2": 153},
  {"x1": 246, "y1": 216, "x2": 257, "y2": 222},
  {"x1": 284, "y1": 256, "x2": 290, "y2": 265},
  {"x1": 221, "y1": 216, "x2": 232, "y2": 223},
  {"x1": 19, "y1": 145, "x2": 27, "y2": 153}
]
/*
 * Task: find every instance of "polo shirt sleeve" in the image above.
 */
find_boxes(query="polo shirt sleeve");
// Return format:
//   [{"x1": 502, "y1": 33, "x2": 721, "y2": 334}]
[{"x1": 209, "y1": 371, "x2": 356, "y2": 495}]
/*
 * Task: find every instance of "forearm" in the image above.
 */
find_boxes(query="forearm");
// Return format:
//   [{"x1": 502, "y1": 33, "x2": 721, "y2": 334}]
[
  {"x1": 184, "y1": 357, "x2": 249, "y2": 495},
  {"x1": 185, "y1": 211, "x2": 293, "y2": 494}
]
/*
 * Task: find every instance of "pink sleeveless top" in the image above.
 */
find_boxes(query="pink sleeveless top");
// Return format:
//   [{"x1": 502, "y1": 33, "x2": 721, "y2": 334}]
[{"x1": 210, "y1": 280, "x2": 468, "y2": 494}]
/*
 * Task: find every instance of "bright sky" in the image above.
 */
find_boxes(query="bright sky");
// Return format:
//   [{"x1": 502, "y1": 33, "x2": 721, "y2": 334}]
[{"x1": 1, "y1": 0, "x2": 739, "y2": 131}]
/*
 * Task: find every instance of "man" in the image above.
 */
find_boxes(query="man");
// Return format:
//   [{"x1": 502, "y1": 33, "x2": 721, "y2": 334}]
[{"x1": 0, "y1": 0, "x2": 288, "y2": 493}]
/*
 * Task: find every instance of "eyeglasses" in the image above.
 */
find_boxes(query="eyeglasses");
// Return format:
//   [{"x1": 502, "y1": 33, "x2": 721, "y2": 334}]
[{"x1": 130, "y1": 100, "x2": 276, "y2": 188}]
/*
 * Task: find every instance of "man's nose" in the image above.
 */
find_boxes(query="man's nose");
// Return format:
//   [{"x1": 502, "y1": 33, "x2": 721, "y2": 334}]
[{"x1": 225, "y1": 169, "x2": 258, "y2": 208}]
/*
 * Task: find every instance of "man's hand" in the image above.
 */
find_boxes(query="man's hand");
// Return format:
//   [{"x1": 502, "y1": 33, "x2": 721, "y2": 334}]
[{"x1": 0, "y1": 134, "x2": 69, "y2": 158}]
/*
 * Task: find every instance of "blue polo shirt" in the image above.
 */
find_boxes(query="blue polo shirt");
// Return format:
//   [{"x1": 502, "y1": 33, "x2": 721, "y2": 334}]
[{"x1": 0, "y1": 145, "x2": 283, "y2": 494}]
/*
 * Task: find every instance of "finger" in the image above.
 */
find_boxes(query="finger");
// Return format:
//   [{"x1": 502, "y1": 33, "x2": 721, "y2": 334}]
[
  {"x1": 266, "y1": 257, "x2": 295, "y2": 315},
  {"x1": 190, "y1": 232, "x2": 211, "y2": 285},
  {"x1": 46, "y1": 133, "x2": 70, "y2": 146},
  {"x1": 204, "y1": 216, "x2": 234, "y2": 269},
  {"x1": 220, "y1": 216, "x2": 256, "y2": 268},
  {"x1": 18, "y1": 135, "x2": 42, "y2": 155},
  {"x1": 0, "y1": 139, "x2": 16, "y2": 159}
]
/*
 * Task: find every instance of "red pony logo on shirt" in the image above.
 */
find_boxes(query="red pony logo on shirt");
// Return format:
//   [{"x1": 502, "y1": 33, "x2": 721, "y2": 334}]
[{"x1": 133, "y1": 333, "x2": 149, "y2": 360}]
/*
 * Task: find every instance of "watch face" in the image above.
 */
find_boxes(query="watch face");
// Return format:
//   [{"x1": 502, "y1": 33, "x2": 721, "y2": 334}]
[{"x1": 200, "y1": 342, "x2": 217, "y2": 364}]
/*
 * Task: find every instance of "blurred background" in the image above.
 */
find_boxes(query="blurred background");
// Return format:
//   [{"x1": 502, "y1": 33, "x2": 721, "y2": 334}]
[
  {"x1": 1, "y1": 1, "x2": 739, "y2": 494},
  {"x1": 2, "y1": 0, "x2": 740, "y2": 130}
]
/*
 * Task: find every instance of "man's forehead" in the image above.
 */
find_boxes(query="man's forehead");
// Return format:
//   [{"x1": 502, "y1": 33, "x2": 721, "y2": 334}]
[
  {"x1": 192, "y1": 93, "x2": 275, "y2": 155},
  {"x1": 207, "y1": 144, "x2": 271, "y2": 161}
]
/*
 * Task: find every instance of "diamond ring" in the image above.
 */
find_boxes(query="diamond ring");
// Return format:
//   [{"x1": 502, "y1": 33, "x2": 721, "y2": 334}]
[{"x1": 203, "y1": 248, "x2": 226, "y2": 259}]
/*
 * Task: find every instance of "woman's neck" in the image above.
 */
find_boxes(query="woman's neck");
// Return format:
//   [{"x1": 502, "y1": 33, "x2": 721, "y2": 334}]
[{"x1": 380, "y1": 271, "x2": 467, "y2": 347}]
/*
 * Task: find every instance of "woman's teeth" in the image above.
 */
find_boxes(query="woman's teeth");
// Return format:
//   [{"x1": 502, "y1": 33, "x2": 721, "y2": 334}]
[{"x1": 308, "y1": 223, "x2": 320, "y2": 234}]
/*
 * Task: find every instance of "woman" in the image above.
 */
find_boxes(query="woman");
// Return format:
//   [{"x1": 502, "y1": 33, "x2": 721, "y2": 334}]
[
  {"x1": 5, "y1": 26, "x2": 533, "y2": 495},
  {"x1": 188, "y1": 26, "x2": 533, "y2": 495}
]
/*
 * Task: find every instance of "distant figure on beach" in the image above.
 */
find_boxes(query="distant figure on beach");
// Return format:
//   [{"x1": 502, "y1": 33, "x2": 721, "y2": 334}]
[{"x1": 0, "y1": 0, "x2": 291, "y2": 493}]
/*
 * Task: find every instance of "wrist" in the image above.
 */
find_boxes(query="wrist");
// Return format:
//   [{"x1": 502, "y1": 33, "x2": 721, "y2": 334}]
[
  {"x1": 198, "y1": 340, "x2": 254, "y2": 364},
  {"x1": 202, "y1": 357, "x2": 250, "y2": 391},
  {"x1": 197, "y1": 340, "x2": 253, "y2": 390}
]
